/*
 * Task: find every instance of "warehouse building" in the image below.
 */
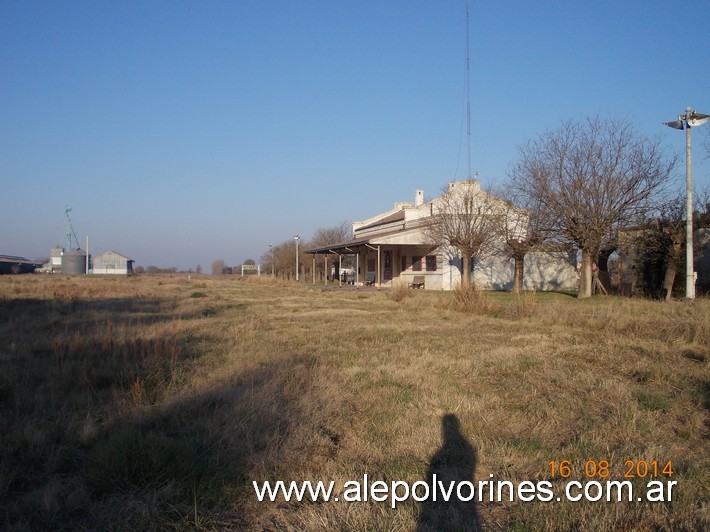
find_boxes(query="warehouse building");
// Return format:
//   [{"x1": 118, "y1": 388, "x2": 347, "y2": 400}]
[
  {"x1": 0, "y1": 255, "x2": 42, "y2": 274},
  {"x1": 92, "y1": 251, "x2": 134, "y2": 275}
]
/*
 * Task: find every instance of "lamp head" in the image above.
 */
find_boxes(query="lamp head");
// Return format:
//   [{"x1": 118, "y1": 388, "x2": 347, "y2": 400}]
[
  {"x1": 687, "y1": 111, "x2": 710, "y2": 128},
  {"x1": 664, "y1": 119, "x2": 685, "y2": 130}
]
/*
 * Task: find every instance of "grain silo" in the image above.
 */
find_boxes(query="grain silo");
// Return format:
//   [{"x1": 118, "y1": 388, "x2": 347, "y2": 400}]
[
  {"x1": 59, "y1": 206, "x2": 87, "y2": 274},
  {"x1": 61, "y1": 249, "x2": 87, "y2": 275}
]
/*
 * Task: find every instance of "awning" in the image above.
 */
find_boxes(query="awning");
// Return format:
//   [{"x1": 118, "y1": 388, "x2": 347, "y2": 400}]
[
  {"x1": 304, "y1": 237, "x2": 372, "y2": 255},
  {"x1": 305, "y1": 223, "x2": 435, "y2": 255}
]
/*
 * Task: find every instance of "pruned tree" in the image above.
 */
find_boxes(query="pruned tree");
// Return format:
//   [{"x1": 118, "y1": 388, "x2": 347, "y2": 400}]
[
  {"x1": 509, "y1": 117, "x2": 675, "y2": 298},
  {"x1": 648, "y1": 195, "x2": 686, "y2": 300},
  {"x1": 426, "y1": 180, "x2": 503, "y2": 288},
  {"x1": 497, "y1": 190, "x2": 547, "y2": 294}
]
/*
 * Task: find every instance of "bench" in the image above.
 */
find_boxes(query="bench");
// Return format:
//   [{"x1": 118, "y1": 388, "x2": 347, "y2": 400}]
[
  {"x1": 365, "y1": 272, "x2": 376, "y2": 286},
  {"x1": 409, "y1": 275, "x2": 425, "y2": 289}
]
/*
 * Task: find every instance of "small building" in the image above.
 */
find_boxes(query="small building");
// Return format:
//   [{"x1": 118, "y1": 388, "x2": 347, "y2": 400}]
[
  {"x1": 306, "y1": 182, "x2": 578, "y2": 291},
  {"x1": 92, "y1": 250, "x2": 134, "y2": 275},
  {"x1": 49, "y1": 247, "x2": 63, "y2": 272}
]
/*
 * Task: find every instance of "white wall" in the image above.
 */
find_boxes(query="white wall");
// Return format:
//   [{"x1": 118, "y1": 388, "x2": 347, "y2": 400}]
[
  {"x1": 523, "y1": 251, "x2": 578, "y2": 291},
  {"x1": 92, "y1": 251, "x2": 132, "y2": 275}
]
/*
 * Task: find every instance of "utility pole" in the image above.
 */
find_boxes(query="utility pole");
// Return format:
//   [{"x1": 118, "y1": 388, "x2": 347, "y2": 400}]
[{"x1": 664, "y1": 107, "x2": 710, "y2": 299}]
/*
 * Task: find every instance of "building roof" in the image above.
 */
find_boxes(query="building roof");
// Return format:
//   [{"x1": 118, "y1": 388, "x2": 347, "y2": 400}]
[
  {"x1": 305, "y1": 222, "x2": 434, "y2": 255},
  {"x1": 0, "y1": 255, "x2": 42, "y2": 265},
  {"x1": 355, "y1": 210, "x2": 406, "y2": 231},
  {"x1": 93, "y1": 250, "x2": 133, "y2": 261}
]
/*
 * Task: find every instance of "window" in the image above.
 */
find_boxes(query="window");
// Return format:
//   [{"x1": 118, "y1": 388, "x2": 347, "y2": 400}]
[
  {"x1": 401, "y1": 256, "x2": 407, "y2": 272},
  {"x1": 412, "y1": 256, "x2": 422, "y2": 271},
  {"x1": 367, "y1": 259, "x2": 376, "y2": 272},
  {"x1": 426, "y1": 255, "x2": 437, "y2": 272}
]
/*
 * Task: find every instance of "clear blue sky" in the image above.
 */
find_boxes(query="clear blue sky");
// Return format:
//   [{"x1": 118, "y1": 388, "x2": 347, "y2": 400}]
[{"x1": 2, "y1": 0, "x2": 709, "y2": 270}]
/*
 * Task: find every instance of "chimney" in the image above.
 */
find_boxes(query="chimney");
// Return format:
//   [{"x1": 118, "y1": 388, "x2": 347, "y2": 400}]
[{"x1": 415, "y1": 189, "x2": 424, "y2": 206}]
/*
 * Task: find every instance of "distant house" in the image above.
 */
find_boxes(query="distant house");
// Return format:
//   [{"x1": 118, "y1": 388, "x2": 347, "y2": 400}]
[
  {"x1": 305, "y1": 181, "x2": 578, "y2": 291},
  {"x1": 92, "y1": 251, "x2": 134, "y2": 275}
]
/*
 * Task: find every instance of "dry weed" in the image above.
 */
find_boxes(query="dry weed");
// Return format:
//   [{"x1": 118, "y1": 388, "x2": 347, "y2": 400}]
[
  {"x1": 386, "y1": 282, "x2": 413, "y2": 302},
  {"x1": 450, "y1": 284, "x2": 502, "y2": 315},
  {"x1": 503, "y1": 290, "x2": 538, "y2": 319}
]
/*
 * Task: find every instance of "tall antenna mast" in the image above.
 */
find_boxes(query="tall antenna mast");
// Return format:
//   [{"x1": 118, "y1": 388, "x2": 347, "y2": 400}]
[
  {"x1": 65, "y1": 206, "x2": 80, "y2": 250},
  {"x1": 466, "y1": 0, "x2": 472, "y2": 180}
]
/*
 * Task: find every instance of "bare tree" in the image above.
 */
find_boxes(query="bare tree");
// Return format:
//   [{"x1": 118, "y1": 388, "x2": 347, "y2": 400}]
[
  {"x1": 308, "y1": 222, "x2": 354, "y2": 279},
  {"x1": 309, "y1": 221, "x2": 351, "y2": 248},
  {"x1": 259, "y1": 223, "x2": 352, "y2": 281},
  {"x1": 260, "y1": 240, "x2": 301, "y2": 280},
  {"x1": 497, "y1": 190, "x2": 547, "y2": 294},
  {"x1": 509, "y1": 117, "x2": 675, "y2": 298},
  {"x1": 426, "y1": 180, "x2": 503, "y2": 288}
]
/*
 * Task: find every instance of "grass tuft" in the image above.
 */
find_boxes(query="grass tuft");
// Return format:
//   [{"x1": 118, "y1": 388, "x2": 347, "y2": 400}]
[
  {"x1": 635, "y1": 391, "x2": 669, "y2": 412},
  {"x1": 84, "y1": 429, "x2": 208, "y2": 495}
]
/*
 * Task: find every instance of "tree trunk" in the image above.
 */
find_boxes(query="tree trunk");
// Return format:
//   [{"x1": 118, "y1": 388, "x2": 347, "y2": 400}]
[
  {"x1": 512, "y1": 253, "x2": 525, "y2": 294},
  {"x1": 460, "y1": 252, "x2": 471, "y2": 288},
  {"x1": 597, "y1": 247, "x2": 615, "y2": 294},
  {"x1": 578, "y1": 249, "x2": 594, "y2": 298},
  {"x1": 662, "y1": 240, "x2": 682, "y2": 301},
  {"x1": 662, "y1": 257, "x2": 677, "y2": 302}
]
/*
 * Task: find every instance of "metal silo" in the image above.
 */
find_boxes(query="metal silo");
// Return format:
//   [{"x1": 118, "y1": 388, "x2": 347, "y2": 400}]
[{"x1": 61, "y1": 249, "x2": 87, "y2": 275}]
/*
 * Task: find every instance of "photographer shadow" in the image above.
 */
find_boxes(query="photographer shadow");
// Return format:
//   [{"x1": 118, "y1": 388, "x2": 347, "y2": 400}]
[{"x1": 417, "y1": 413, "x2": 481, "y2": 531}]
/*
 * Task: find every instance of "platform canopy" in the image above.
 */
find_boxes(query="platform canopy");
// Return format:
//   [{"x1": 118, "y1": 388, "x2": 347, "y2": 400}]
[{"x1": 304, "y1": 237, "x2": 371, "y2": 256}]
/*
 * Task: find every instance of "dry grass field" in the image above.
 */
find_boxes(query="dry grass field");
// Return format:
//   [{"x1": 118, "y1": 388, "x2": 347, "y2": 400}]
[{"x1": 0, "y1": 274, "x2": 708, "y2": 531}]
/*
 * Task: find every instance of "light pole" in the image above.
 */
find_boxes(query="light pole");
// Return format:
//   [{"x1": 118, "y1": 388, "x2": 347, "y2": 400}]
[
  {"x1": 269, "y1": 244, "x2": 274, "y2": 277},
  {"x1": 664, "y1": 107, "x2": 710, "y2": 299},
  {"x1": 294, "y1": 235, "x2": 300, "y2": 281}
]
